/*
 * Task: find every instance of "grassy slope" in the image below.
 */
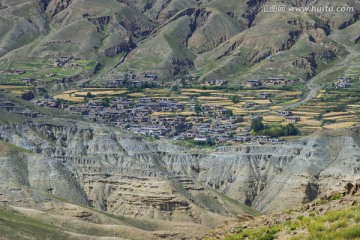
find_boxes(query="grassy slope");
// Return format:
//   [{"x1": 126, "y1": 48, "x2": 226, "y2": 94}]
[
  {"x1": 224, "y1": 205, "x2": 360, "y2": 240},
  {"x1": 0, "y1": 207, "x2": 75, "y2": 240},
  {"x1": 205, "y1": 193, "x2": 360, "y2": 240}
]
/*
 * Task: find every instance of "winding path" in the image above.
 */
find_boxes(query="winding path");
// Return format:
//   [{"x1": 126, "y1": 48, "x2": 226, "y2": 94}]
[{"x1": 283, "y1": 40, "x2": 360, "y2": 110}]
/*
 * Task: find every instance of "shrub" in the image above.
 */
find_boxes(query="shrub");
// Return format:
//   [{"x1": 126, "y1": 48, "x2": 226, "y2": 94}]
[
  {"x1": 342, "y1": 225, "x2": 360, "y2": 239},
  {"x1": 331, "y1": 219, "x2": 348, "y2": 229},
  {"x1": 250, "y1": 118, "x2": 264, "y2": 132},
  {"x1": 329, "y1": 193, "x2": 342, "y2": 201},
  {"x1": 230, "y1": 95, "x2": 240, "y2": 103}
]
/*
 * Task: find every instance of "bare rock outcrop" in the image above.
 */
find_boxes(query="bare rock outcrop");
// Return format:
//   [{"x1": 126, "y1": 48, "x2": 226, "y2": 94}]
[{"x1": 0, "y1": 120, "x2": 359, "y2": 219}]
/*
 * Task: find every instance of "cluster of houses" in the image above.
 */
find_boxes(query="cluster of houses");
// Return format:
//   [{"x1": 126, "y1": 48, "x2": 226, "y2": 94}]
[
  {"x1": 277, "y1": 110, "x2": 300, "y2": 123},
  {"x1": 35, "y1": 98, "x2": 63, "y2": 108},
  {"x1": 53, "y1": 56, "x2": 79, "y2": 67},
  {"x1": 33, "y1": 95, "x2": 283, "y2": 145},
  {"x1": 20, "y1": 77, "x2": 35, "y2": 85},
  {"x1": 4, "y1": 69, "x2": 26, "y2": 75},
  {"x1": 105, "y1": 72, "x2": 160, "y2": 88},
  {"x1": 203, "y1": 79, "x2": 228, "y2": 87},
  {"x1": 243, "y1": 79, "x2": 262, "y2": 88},
  {"x1": 30, "y1": 83, "x2": 305, "y2": 145},
  {"x1": 80, "y1": 96, "x2": 244, "y2": 142},
  {"x1": 263, "y1": 77, "x2": 288, "y2": 86},
  {"x1": 333, "y1": 77, "x2": 353, "y2": 88},
  {"x1": 243, "y1": 77, "x2": 289, "y2": 88}
]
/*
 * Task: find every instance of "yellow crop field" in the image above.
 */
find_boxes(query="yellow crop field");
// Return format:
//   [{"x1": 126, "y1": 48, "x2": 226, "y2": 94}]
[
  {"x1": 323, "y1": 122, "x2": 359, "y2": 129},
  {"x1": 62, "y1": 90, "x2": 78, "y2": 94},
  {"x1": 225, "y1": 106, "x2": 242, "y2": 112},
  {"x1": 302, "y1": 126, "x2": 322, "y2": 130},
  {"x1": 233, "y1": 102, "x2": 246, "y2": 106},
  {"x1": 75, "y1": 90, "x2": 127, "y2": 96},
  {"x1": 300, "y1": 120, "x2": 322, "y2": 126},
  {"x1": 270, "y1": 106, "x2": 282, "y2": 110},
  {"x1": 181, "y1": 92, "x2": 200, "y2": 96},
  {"x1": 82, "y1": 88, "x2": 127, "y2": 91},
  {"x1": 254, "y1": 90, "x2": 281, "y2": 93},
  {"x1": 145, "y1": 88, "x2": 170, "y2": 93},
  {"x1": 128, "y1": 93, "x2": 146, "y2": 97},
  {"x1": 151, "y1": 112, "x2": 174, "y2": 116},
  {"x1": 297, "y1": 106, "x2": 326, "y2": 112},
  {"x1": 0, "y1": 85, "x2": 29, "y2": 89},
  {"x1": 10, "y1": 90, "x2": 27, "y2": 95},
  {"x1": 276, "y1": 91, "x2": 302, "y2": 97},
  {"x1": 150, "y1": 96, "x2": 188, "y2": 99},
  {"x1": 292, "y1": 111, "x2": 319, "y2": 116},
  {"x1": 201, "y1": 101, "x2": 233, "y2": 106},
  {"x1": 182, "y1": 89, "x2": 220, "y2": 93},
  {"x1": 263, "y1": 116, "x2": 284, "y2": 122},
  {"x1": 252, "y1": 100, "x2": 271, "y2": 104},
  {"x1": 323, "y1": 112, "x2": 350, "y2": 117},
  {"x1": 211, "y1": 93, "x2": 237, "y2": 96},
  {"x1": 323, "y1": 115, "x2": 357, "y2": 120},
  {"x1": 198, "y1": 96, "x2": 226, "y2": 100},
  {"x1": 53, "y1": 94, "x2": 84, "y2": 102},
  {"x1": 235, "y1": 110, "x2": 269, "y2": 114},
  {"x1": 283, "y1": 99, "x2": 300, "y2": 105}
]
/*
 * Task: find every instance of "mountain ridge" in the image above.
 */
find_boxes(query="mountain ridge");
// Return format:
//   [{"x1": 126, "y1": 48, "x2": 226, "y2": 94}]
[{"x1": 0, "y1": 0, "x2": 359, "y2": 82}]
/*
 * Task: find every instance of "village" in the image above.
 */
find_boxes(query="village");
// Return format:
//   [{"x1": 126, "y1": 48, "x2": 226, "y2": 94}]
[
  {"x1": 30, "y1": 72, "x2": 341, "y2": 146},
  {"x1": 0, "y1": 59, "x2": 359, "y2": 147},
  {"x1": 35, "y1": 93, "x2": 294, "y2": 145}
]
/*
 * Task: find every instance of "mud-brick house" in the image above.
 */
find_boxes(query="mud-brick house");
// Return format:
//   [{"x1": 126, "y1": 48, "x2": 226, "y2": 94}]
[
  {"x1": 243, "y1": 79, "x2": 261, "y2": 87},
  {"x1": 278, "y1": 111, "x2": 292, "y2": 117},
  {"x1": 284, "y1": 116, "x2": 300, "y2": 123}
]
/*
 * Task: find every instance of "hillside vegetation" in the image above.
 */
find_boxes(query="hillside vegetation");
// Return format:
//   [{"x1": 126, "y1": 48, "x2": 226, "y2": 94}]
[
  {"x1": 204, "y1": 193, "x2": 360, "y2": 240},
  {"x1": 0, "y1": 0, "x2": 359, "y2": 82}
]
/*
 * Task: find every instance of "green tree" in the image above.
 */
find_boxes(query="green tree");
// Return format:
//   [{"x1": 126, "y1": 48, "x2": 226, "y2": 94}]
[
  {"x1": 230, "y1": 95, "x2": 240, "y2": 103},
  {"x1": 172, "y1": 85, "x2": 178, "y2": 92},
  {"x1": 264, "y1": 125, "x2": 284, "y2": 137},
  {"x1": 284, "y1": 123, "x2": 299, "y2": 136},
  {"x1": 180, "y1": 78, "x2": 187, "y2": 87},
  {"x1": 225, "y1": 109, "x2": 233, "y2": 117},
  {"x1": 194, "y1": 103, "x2": 202, "y2": 116},
  {"x1": 250, "y1": 118, "x2": 264, "y2": 132},
  {"x1": 102, "y1": 97, "x2": 110, "y2": 107},
  {"x1": 86, "y1": 92, "x2": 94, "y2": 98},
  {"x1": 250, "y1": 129, "x2": 256, "y2": 136},
  {"x1": 55, "y1": 98, "x2": 65, "y2": 108}
]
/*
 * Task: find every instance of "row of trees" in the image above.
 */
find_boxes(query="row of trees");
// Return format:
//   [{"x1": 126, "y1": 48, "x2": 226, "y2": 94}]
[{"x1": 250, "y1": 118, "x2": 300, "y2": 137}]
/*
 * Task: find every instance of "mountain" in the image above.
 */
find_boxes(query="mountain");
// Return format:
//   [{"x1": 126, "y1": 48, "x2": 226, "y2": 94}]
[
  {"x1": 0, "y1": 96, "x2": 359, "y2": 238},
  {"x1": 1, "y1": 1, "x2": 360, "y2": 239},
  {"x1": 0, "y1": 0, "x2": 359, "y2": 82}
]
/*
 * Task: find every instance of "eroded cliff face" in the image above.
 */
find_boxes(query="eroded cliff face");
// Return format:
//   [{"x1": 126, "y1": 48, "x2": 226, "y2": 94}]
[{"x1": 0, "y1": 120, "x2": 359, "y2": 222}]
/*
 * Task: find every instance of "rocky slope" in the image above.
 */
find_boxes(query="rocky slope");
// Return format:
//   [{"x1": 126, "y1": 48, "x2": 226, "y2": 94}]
[
  {"x1": 0, "y1": 0, "x2": 359, "y2": 81},
  {"x1": 0, "y1": 117, "x2": 359, "y2": 218}
]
